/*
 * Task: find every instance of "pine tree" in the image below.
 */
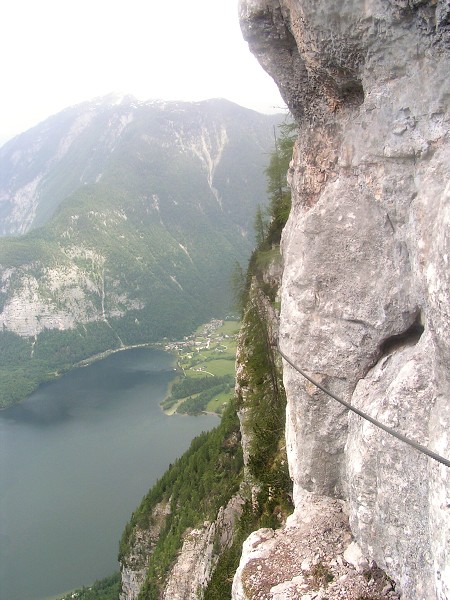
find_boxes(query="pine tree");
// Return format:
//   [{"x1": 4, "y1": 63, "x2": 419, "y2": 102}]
[{"x1": 265, "y1": 121, "x2": 296, "y2": 246}]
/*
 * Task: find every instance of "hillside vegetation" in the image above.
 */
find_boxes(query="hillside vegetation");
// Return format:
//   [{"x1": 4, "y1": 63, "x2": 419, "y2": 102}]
[
  {"x1": 0, "y1": 98, "x2": 281, "y2": 407},
  {"x1": 116, "y1": 119, "x2": 296, "y2": 599},
  {"x1": 120, "y1": 398, "x2": 243, "y2": 599}
]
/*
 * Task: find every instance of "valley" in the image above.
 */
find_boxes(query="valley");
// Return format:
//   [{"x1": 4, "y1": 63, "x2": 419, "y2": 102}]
[{"x1": 0, "y1": 96, "x2": 281, "y2": 408}]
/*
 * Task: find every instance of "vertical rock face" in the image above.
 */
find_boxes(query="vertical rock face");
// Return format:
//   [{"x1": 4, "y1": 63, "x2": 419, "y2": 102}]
[{"x1": 239, "y1": 1, "x2": 449, "y2": 597}]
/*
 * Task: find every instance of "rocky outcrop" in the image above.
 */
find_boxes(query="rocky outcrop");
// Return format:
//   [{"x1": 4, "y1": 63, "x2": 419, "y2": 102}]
[
  {"x1": 0, "y1": 246, "x2": 140, "y2": 336},
  {"x1": 120, "y1": 500, "x2": 171, "y2": 600},
  {"x1": 120, "y1": 493, "x2": 243, "y2": 600},
  {"x1": 162, "y1": 495, "x2": 243, "y2": 599},
  {"x1": 232, "y1": 492, "x2": 399, "y2": 600},
  {"x1": 238, "y1": 1, "x2": 449, "y2": 598}
]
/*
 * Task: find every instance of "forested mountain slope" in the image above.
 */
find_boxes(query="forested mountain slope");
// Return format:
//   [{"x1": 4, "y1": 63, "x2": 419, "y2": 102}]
[
  {"x1": 116, "y1": 121, "x2": 295, "y2": 600},
  {"x1": 0, "y1": 97, "x2": 282, "y2": 407}
]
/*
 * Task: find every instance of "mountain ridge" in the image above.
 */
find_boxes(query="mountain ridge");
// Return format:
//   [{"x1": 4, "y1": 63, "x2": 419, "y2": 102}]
[
  {"x1": 0, "y1": 95, "x2": 281, "y2": 235},
  {"x1": 0, "y1": 97, "x2": 283, "y2": 407}
]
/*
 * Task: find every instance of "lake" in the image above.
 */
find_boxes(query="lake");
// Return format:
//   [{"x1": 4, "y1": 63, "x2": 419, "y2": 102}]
[{"x1": 0, "y1": 347, "x2": 217, "y2": 600}]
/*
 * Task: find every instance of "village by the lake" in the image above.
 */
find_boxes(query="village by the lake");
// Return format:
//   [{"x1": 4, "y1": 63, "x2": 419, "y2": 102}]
[{"x1": 162, "y1": 318, "x2": 239, "y2": 415}]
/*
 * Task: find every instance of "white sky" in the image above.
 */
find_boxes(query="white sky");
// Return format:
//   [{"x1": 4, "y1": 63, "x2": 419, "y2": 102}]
[{"x1": 0, "y1": 0, "x2": 285, "y2": 145}]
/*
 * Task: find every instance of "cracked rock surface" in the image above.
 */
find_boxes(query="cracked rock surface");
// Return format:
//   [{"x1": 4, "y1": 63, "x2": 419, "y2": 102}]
[{"x1": 239, "y1": 0, "x2": 449, "y2": 597}]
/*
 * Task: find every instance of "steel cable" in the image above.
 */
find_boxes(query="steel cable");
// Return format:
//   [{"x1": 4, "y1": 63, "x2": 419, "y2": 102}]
[{"x1": 277, "y1": 342, "x2": 450, "y2": 468}]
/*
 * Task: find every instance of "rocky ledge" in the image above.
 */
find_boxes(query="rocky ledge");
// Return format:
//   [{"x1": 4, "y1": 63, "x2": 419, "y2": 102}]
[{"x1": 233, "y1": 493, "x2": 399, "y2": 600}]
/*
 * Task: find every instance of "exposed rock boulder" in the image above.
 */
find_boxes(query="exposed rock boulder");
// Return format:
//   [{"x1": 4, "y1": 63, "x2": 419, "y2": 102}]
[{"x1": 238, "y1": 0, "x2": 449, "y2": 597}]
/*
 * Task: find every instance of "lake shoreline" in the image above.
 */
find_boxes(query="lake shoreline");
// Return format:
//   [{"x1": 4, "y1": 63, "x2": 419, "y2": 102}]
[
  {"x1": 0, "y1": 342, "x2": 177, "y2": 412},
  {"x1": 0, "y1": 347, "x2": 216, "y2": 600},
  {"x1": 73, "y1": 341, "x2": 174, "y2": 368}
]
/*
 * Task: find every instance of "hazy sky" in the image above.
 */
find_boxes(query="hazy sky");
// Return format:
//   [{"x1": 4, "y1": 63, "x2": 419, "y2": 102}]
[{"x1": 0, "y1": 0, "x2": 284, "y2": 145}]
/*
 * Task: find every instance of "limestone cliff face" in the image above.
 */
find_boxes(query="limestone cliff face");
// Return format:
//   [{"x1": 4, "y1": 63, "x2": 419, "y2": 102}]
[
  {"x1": 238, "y1": 1, "x2": 449, "y2": 598},
  {"x1": 120, "y1": 500, "x2": 171, "y2": 600},
  {"x1": 0, "y1": 246, "x2": 140, "y2": 337}
]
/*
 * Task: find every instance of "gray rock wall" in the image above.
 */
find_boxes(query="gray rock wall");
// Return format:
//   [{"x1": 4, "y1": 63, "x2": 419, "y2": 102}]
[
  {"x1": 120, "y1": 500, "x2": 171, "y2": 600},
  {"x1": 239, "y1": 1, "x2": 449, "y2": 597}
]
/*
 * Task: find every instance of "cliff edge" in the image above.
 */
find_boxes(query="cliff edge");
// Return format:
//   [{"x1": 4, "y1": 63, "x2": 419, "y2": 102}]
[{"x1": 237, "y1": 1, "x2": 449, "y2": 598}]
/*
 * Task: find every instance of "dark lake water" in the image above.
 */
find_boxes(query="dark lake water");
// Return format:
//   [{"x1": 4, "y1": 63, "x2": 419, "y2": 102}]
[{"x1": 0, "y1": 347, "x2": 217, "y2": 600}]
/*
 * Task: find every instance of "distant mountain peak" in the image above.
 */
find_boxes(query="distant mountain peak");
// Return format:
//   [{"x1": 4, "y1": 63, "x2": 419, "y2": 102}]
[
  {"x1": 0, "y1": 98, "x2": 282, "y2": 236},
  {"x1": 96, "y1": 92, "x2": 137, "y2": 106}
]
